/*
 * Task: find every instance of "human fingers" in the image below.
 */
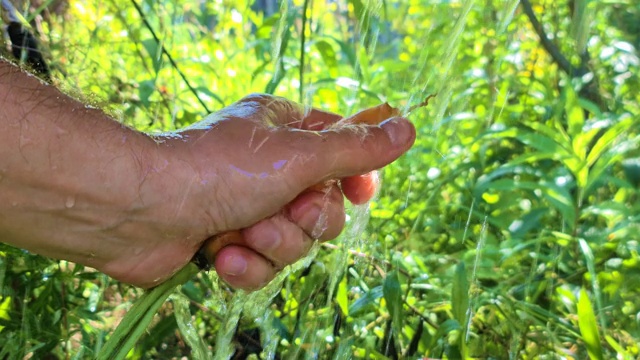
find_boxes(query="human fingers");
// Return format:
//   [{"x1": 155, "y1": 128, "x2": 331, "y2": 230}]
[
  {"x1": 180, "y1": 115, "x2": 413, "y2": 234},
  {"x1": 341, "y1": 171, "x2": 380, "y2": 205},
  {"x1": 213, "y1": 191, "x2": 345, "y2": 290},
  {"x1": 213, "y1": 246, "x2": 276, "y2": 291},
  {"x1": 285, "y1": 183, "x2": 345, "y2": 240},
  {"x1": 203, "y1": 184, "x2": 345, "y2": 290},
  {"x1": 203, "y1": 185, "x2": 344, "y2": 267},
  {"x1": 255, "y1": 117, "x2": 415, "y2": 200}
]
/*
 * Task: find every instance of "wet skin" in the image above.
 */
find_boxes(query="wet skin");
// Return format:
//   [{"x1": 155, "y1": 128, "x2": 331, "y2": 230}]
[{"x1": 0, "y1": 61, "x2": 416, "y2": 290}]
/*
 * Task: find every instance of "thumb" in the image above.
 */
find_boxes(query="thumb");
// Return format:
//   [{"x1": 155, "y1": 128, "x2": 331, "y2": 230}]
[
  {"x1": 207, "y1": 116, "x2": 415, "y2": 227},
  {"x1": 318, "y1": 117, "x2": 416, "y2": 179},
  {"x1": 266, "y1": 117, "x2": 415, "y2": 197}
]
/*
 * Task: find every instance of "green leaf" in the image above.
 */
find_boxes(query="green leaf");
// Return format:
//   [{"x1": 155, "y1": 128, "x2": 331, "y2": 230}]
[
  {"x1": 451, "y1": 262, "x2": 469, "y2": 327},
  {"x1": 357, "y1": 46, "x2": 371, "y2": 83},
  {"x1": 586, "y1": 117, "x2": 633, "y2": 167},
  {"x1": 0, "y1": 296, "x2": 10, "y2": 332},
  {"x1": 336, "y1": 275, "x2": 349, "y2": 316},
  {"x1": 526, "y1": 121, "x2": 571, "y2": 148},
  {"x1": 349, "y1": 286, "x2": 383, "y2": 315},
  {"x1": 371, "y1": 208, "x2": 395, "y2": 219},
  {"x1": 581, "y1": 201, "x2": 630, "y2": 220},
  {"x1": 98, "y1": 264, "x2": 199, "y2": 360},
  {"x1": 333, "y1": 337, "x2": 355, "y2": 359},
  {"x1": 577, "y1": 288, "x2": 603, "y2": 360},
  {"x1": 314, "y1": 40, "x2": 339, "y2": 78},
  {"x1": 564, "y1": 85, "x2": 584, "y2": 137},
  {"x1": 383, "y1": 271, "x2": 403, "y2": 336},
  {"x1": 570, "y1": 0, "x2": 594, "y2": 54},
  {"x1": 605, "y1": 335, "x2": 634, "y2": 360},
  {"x1": 622, "y1": 158, "x2": 640, "y2": 187},
  {"x1": 474, "y1": 164, "x2": 542, "y2": 195},
  {"x1": 194, "y1": 86, "x2": 226, "y2": 107},
  {"x1": 333, "y1": 38, "x2": 357, "y2": 67},
  {"x1": 516, "y1": 130, "x2": 566, "y2": 154},
  {"x1": 141, "y1": 38, "x2": 163, "y2": 74},
  {"x1": 349, "y1": 0, "x2": 365, "y2": 20},
  {"x1": 429, "y1": 319, "x2": 461, "y2": 349},
  {"x1": 509, "y1": 208, "x2": 548, "y2": 239},
  {"x1": 540, "y1": 183, "x2": 576, "y2": 227},
  {"x1": 266, "y1": 5, "x2": 295, "y2": 94},
  {"x1": 578, "y1": 239, "x2": 606, "y2": 331},
  {"x1": 138, "y1": 80, "x2": 156, "y2": 107},
  {"x1": 572, "y1": 128, "x2": 600, "y2": 162},
  {"x1": 255, "y1": 15, "x2": 280, "y2": 39},
  {"x1": 476, "y1": 178, "x2": 576, "y2": 228},
  {"x1": 498, "y1": 0, "x2": 521, "y2": 33},
  {"x1": 584, "y1": 134, "x2": 639, "y2": 198}
]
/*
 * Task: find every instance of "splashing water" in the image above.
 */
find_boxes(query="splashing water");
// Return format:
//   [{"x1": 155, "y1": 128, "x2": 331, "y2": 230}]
[
  {"x1": 173, "y1": 294, "x2": 212, "y2": 359},
  {"x1": 7, "y1": 0, "x2": 635, "y2": 358},
  {"x1": 169, "y1": 0, "x2": 515, "y2": 358}
]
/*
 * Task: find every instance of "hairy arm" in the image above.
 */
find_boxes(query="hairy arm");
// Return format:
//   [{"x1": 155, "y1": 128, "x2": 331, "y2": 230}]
[
  {"x1": 0, "y1": 59, "x2": 415, "y2": 289},
  {"x1": 0, "y1": 59, "x2": 154, "y2": 269}
]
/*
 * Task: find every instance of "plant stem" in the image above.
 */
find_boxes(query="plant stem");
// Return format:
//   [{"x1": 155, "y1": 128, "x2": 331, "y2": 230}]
[
  {"x1": 129, "y1": 0, "x2": 217, "y2": 112},
  {"x1": 299, "y1": 0, "x2": 311, "y2": 103},
  {"x1": 97, "y1": 263, "x2": 200, "y2": 360}
]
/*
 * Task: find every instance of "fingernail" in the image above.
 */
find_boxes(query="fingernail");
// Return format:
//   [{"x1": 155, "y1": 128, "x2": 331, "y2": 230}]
[
  {"x1": 380, "y1": 117, "x2": 412, "y2": 146},
  {"x1": 223, "y1": 255, "x2": 247, "y2": 276}
]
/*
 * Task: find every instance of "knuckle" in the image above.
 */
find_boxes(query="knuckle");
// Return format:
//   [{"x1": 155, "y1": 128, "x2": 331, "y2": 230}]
[{"x1": 237, "y1": 93, "x2": 273, "y2": 105}]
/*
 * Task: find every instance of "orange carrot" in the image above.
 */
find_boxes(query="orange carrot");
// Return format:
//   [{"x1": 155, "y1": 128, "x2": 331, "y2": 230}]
[{"x1": 194, "y1": 95, "x2": 435, "y2": 268}]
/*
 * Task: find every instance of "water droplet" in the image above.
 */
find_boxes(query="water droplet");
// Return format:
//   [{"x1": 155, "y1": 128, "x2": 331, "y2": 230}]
[{"x1": 65, "y1": 196, "x2": 76, "y2": 208}]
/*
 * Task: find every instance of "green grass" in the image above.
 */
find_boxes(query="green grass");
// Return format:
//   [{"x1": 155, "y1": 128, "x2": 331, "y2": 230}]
[{"x1": 1, "y1": 0, "x2": 639, "y2": 359}]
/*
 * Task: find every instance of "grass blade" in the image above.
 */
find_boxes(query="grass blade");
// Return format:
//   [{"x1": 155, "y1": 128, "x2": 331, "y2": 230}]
[
  {"x1": 452, "y1": 262, "x2": 469, "y2": 357},
  {"x1": 98, "y1": 263, "x2": 199, "y2": 360},
  {"x1": 383, "y1": 270, "x2": 403, "y2": 352},
  {"x1": 577, "y1": 288, "x2": 603, "y2": 360}
]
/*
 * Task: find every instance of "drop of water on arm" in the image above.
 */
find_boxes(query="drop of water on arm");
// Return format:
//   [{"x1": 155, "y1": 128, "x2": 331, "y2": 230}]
[{"x1": 64, "y1": 196, "x2": 76, "y2": 208}]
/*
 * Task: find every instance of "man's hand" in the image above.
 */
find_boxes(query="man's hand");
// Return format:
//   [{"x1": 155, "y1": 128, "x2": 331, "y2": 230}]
[{"x1": 0, "y1": 60, "x2": 415, "y2": 290}]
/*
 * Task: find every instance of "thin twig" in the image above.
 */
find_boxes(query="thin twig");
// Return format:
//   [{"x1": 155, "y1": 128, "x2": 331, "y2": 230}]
[
  {"x1": 321, "y1": 242, "x2": 412, "y2": 278},
  {"x1": 320, "y1": 243, "x2": 439, "y2": 329},
  {"x1": 520, "y1": 0, "x2": 606, "y2": 110},
  {"x1": 110, "y1": 0, "x2": 173, "y2": 118},
  {"x1": 130, "y1": 0, "x2": 212, "y2": 114},
  {"x1": 406, "y1": 94, "x2": 437, "y2": 114},
  {"x1": 299, "y1": 0, "x2": 311, "y2": 103},
  {"x1": 520, "y1": 0, "x2": 581, "y2": 77}
]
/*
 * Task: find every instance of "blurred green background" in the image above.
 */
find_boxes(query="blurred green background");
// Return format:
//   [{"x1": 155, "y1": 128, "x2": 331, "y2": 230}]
[{"x1": 1, "y1": 0, "x2": 639, "y2": 358}]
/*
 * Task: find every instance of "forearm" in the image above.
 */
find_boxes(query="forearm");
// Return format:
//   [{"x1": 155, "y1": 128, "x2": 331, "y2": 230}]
[{"x1": 0, "y1": 59, "x2": 154, "y2": 266}]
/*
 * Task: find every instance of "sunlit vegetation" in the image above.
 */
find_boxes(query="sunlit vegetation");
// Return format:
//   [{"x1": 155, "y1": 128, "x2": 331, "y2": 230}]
[{"x1": 1, "y1": 0, "x2": 639, "y2": 358}]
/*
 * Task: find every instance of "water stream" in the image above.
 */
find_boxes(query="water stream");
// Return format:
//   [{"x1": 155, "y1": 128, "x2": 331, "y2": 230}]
[{"x1": 168, "y1": 0, "x2": 523, "y2": 358}]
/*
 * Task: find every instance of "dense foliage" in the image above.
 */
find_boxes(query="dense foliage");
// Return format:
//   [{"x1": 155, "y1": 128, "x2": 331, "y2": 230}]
[{"x1": 1, "y1": 0, "x2": 639, "y2": 359}]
